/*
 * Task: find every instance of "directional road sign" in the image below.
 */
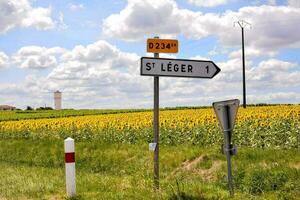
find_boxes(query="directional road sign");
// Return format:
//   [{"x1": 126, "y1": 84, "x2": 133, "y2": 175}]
[
  {"x1": 141, "y1": 57, "x2": 220, "y2": 78},
  {"x1": 213, "y1": 99, "x2": 240, "y2": 131},
  {"x1": 147, "y1": 38, "x2": 178, "y2": 53}
]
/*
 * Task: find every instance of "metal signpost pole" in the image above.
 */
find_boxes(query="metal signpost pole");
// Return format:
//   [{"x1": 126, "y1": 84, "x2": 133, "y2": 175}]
[
  {"x1": 222, "y1": 105, "x2": 234, "y2": 196},
  {"x1": 153, "y1": 37, "x2": 159, "y2": 190},
  {"x1": 241, "y1": 26, "x2": 246, "y2": 108},
  {"x1": 142, "y1": 37, "x2": 220, "y2": 190},
  {"x1": 213, "y1": 99, "x2": 239, "y2": 196}
]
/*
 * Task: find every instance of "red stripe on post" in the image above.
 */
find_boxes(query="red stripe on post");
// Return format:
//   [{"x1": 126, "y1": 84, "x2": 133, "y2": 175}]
[{"x1": 65, "y1": 152, "x2": 75, "y2": 163}]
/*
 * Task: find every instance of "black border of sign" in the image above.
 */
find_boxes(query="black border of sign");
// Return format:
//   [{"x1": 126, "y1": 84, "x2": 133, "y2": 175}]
[{"x1": 140, "y1": 57, "x2": 221, "y2": 79}]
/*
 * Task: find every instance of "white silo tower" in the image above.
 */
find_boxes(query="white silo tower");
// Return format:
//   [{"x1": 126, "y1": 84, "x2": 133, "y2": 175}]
[{"x1": 54, "y1": 90, "x2": 62, "y2": 110}]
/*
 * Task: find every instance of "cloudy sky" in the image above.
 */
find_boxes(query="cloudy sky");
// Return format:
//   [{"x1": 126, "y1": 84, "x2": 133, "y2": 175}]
[{"x1": 0, "y1": 0, "x2": 300, "y2": 109}]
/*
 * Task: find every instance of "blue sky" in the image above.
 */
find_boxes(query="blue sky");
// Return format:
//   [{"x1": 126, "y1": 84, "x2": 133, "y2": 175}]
[{"x1": 0, "y1": 0, "x2": 300, "y2": 109}]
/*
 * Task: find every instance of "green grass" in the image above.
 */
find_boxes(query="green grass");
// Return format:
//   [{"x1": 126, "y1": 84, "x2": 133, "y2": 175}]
[
  {"x1": 0, "y1": 109, "x2": 150, "y2": 122},
  {"x1": 197, "y1": 155, "x2": 213, "y2": 169},
  {"x1": 0, "y1": 139, "x2": 299, "y2": 199}
]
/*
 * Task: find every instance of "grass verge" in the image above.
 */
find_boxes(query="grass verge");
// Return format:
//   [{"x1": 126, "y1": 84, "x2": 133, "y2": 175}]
[{"x1": 0, "y1": 139, "x2": 299, "y2": 199}]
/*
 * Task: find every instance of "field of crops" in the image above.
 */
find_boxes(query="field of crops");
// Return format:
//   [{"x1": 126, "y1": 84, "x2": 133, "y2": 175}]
[
  {"x1": 0, "y1": 105, "x2": 299, "y2": 148},
  {"x1": 0, "y1": 105, "x2": 299, "y2": 199},
  {"x1": 0, "y1": 108, "x2": 148, "y2": 122}
]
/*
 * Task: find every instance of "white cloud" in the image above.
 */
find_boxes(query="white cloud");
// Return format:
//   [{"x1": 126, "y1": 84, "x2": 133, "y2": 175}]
[
  {"x1": 247, "y1": 58, "x2": 299, "y2": 89},
  {"x1": 190, "y1": 55, "x2": 210, "y2": 60},
  {"x1": 59, "y1": 40, "x2": 138, "y2": 71},
  {"x1": 3, "y1": 40, "x2": 300, "y2": 109},
  {"x1": 256, "y1": 58, "x2": 295, "y2": 71},
  {"x1": 21, "y1": 7, "x2": 55, "y2": 30},
  {"x1": 228, "y1": 47, "x2": 278, "y2": 59},
  {"x1": 102, "y1": 0, "x2": 184, "y2": 41},
  {"x1": 0, "y1": 0, "x2": 55, "y2": 33},
  {"x1": 0, "y1": 52, "x2": 9, "y2": 68},
  {"x1": 288, "y1": 0, "x2": 300, "y2": 7},
  {"x1": 44, "y1": 40, "x2": 150, "y2": 108},
  {"x1": 12, "y1": 46, "x2": 66, "y2": 69},
  {"x1": 58, "y1": 12, "x2": 68, "y2": 30},
  {"x1": 268, "y1": 0, "x2": 276, "y2": 5},
  {"x1": 69, "y1": 3, "x2": 85, "y2": 11},
  {"x1": 1, "y1": 41, "x2": 152, "y2": 108},
  {"x1": 102, "y1": 0, "x2": 300, "y2": 54},
  {"x1": 166, "y1": 57, "x2": 300, "y2": 104},
  {"x1": 247, "y1": 92, "x2": 300, "y2": 103},
  {"x1": 208, "y1": 48, "x2": 218, "y2": 56},
  {"x1": 187, "y1": 0, "x2": 228, "y2": 7}
]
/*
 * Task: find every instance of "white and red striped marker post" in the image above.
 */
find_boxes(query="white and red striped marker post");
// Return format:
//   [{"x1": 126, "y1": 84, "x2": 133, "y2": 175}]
[{"x1": 64, "y1": 137, "x2": 76, "y2": 197}]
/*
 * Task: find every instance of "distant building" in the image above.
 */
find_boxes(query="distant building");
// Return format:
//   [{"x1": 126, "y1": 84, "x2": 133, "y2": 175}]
[
  {"x1": 54, "y1": 91, "x2": 62, "y2": 110},
  {"x1": 0, "y1": 105, "x2": 16, "y2": 111}
]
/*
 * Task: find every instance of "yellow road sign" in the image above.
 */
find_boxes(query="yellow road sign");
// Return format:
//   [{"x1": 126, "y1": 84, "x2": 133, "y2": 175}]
[{"x1": 147, "y1": 38, "x2": 178, "y2": 53}]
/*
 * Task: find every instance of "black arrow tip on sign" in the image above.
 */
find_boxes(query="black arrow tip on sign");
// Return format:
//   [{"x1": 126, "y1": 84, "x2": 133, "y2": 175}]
[{"x1": 211, "y1": 61, "x2": 221, "y2": 78}]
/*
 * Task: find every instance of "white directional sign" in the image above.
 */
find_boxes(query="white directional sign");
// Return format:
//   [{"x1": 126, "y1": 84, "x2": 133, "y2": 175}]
[
  {"x1": 141, "y1": 57, "x2": 220, "y2": 78},
  {"x1": 213, "y1": 99, "x2": 240, "y2": 131}
]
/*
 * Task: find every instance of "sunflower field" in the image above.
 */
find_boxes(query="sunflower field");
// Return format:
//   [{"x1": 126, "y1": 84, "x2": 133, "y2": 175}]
[
  {"x1": 0, "y1": 105, "x2": 300, "y2": 199},
  {"x1": 0, "y1": 105, "x2": 299, "y2": 148}
]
